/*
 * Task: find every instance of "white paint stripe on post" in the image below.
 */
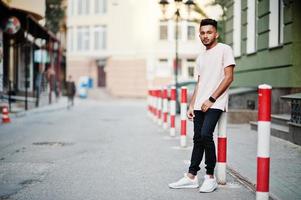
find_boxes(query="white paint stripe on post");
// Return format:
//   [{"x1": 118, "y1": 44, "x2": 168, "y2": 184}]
[
  {"x1": 257, "y1": 122, "x2": 271, "y2": 157},
  {"x1": 217, "y1": 163, "x2": 226, "y2": 184}
]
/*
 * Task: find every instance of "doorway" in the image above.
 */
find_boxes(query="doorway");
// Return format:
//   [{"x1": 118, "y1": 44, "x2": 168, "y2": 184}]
[{"x1": 97, "y1": 65, "x2": 106, "y2": 87}]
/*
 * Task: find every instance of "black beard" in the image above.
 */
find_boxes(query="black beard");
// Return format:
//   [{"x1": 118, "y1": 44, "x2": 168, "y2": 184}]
[{"x1": 202, "y1": 39, "x2": 216, "y2": 47}]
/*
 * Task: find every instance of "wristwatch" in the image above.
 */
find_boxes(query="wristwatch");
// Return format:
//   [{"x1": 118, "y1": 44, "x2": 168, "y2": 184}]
[{"x1": 209, "y1": 96, "x2": 216, "y2": 103}]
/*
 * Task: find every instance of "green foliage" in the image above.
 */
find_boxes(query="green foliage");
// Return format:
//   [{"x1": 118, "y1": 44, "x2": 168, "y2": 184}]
[
  {"x1": 192, "y1": 0, "x2": 226, "y2": 43},
  {"x1": 45, "y1": 0, "x2": 65, "y2": 34}
]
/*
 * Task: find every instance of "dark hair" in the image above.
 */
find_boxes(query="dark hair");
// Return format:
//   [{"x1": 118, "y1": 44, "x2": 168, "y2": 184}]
[{"x1": 200, "y1": 18, "x2": 217, "y2": 30}]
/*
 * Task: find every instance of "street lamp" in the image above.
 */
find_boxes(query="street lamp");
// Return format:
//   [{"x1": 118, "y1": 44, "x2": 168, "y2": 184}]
[{"x1": 158, "y1": 0, "x2": 195, "y2": 96}]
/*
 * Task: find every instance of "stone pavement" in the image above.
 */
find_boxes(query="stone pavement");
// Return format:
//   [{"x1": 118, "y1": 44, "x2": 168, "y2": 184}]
[
  {"x1": 1, "y1": 98, "x2": 255, "y2": 200},
  {"x1": 2, "y1": 92, "x2": 300, "y2": 200},
  {"x1": 227, "y1": 124, "x2": 301, "y2": 200}
]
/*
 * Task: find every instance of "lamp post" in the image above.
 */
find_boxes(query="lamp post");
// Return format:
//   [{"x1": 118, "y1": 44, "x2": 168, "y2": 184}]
[{"x1": 159, "y1": 0, "x2": 195, "y2": 98}]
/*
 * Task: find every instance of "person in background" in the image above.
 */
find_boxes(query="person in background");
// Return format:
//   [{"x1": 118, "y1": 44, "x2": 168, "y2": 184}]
[{"x1": 66, "y1": 75, "x2": 76, "y2": 109}]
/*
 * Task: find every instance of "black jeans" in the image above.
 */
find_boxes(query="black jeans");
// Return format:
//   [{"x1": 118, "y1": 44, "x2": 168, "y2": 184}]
[{"x1": 188, "y1": 109, "x2": 223, "y2": 176}]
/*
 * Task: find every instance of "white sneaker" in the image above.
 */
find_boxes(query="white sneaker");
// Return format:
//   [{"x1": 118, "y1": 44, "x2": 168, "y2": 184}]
[
  {"x1": 199, "y1": 175, "x2": 218, "y2": 193},
  {"x1": 168, "y1": 173, "x2": 199, "y2": 189}
]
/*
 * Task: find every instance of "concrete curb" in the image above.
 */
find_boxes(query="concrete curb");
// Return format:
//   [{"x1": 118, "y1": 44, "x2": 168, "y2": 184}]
[
  {"x1": 8, "y1": 99, "x2": 69, "y2": 119},
  {"x1": 227, "y1": 166, "x2": 281, "y2": 200}
]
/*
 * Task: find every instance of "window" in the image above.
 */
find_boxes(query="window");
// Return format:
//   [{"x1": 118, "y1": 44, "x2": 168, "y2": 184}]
[
  {"x1": 188, "y1": 67, "x2": 194, "y2": 78},
  {"x1": 68, "y1": 27, "x2": 74, "y2": 51},
  {"x1": 94, "y1": 26, "x2": 106, "y2": 50},
  {"x1": 269, "y1": 0, "x2": 284, "y2": 47},
  {"x1": 156, "y1": 58, "x2": 170, "y2": 77},
  {"x1": 95, "y1": 0, "x2": 107, "y2": 14},
  {"x1": 159, "y1": 24, "x2": 168, "y2": 40},
  {"x1": 247, "y1": 0, "x2": 256, "y2": 53},
  {"x1": 77, "y1": 26, "x2": 90, "y2": 51},
  {"x1": 187, "y1": 25, "x2": 195, "y2": 40},
  {"x1": 233, "y1": 0, "x2": 241, "y2": 57},
  {"x1": 68, "y1": 0, "x2": 75, "y2": 16},
  {"x1": 187, "y1": 59, "x2": 195, "y2": 79},
  {"x1": 78, "y1": 0, "x2": 90, "y2": 15}
]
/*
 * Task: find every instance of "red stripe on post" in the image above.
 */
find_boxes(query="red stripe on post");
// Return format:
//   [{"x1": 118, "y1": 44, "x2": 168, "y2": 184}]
[
  {"x1": 218, "y1": 137, "x2": 227, "y2": 162},
  {"x1": 181, "y1": 120, "x2": 186, "y2": 135},
  {"x1": 163, "y1": 88, "x2": 167, "y2": 99},
  {"x1": 258, "y1": 88, "x2": 271, "y2": 121},
  {"x1": 256, "y1": 157, "x2": 270, "y2": 192},
  {"x1": 171, "y1": 88, "x2": 176, "y2": 101},
  {"x1": 163, "y1": 113, "x2": 168, "y2": 123},
  {"x1": 171, "y1": 116, "x2": 175, "y2": 128},
  {"x1": 181, "y1": 87, "x2": 187, "y2": 103}
]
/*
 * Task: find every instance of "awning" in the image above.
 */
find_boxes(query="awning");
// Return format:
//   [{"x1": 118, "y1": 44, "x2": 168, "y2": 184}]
[{"x1": 0, "y1": 1, "x2": 59, "y2": 42}]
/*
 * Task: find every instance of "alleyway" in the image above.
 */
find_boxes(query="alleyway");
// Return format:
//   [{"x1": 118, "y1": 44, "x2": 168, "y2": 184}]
[{"x1": 0, "y1": 98, "x2": 254, "y2": 200}]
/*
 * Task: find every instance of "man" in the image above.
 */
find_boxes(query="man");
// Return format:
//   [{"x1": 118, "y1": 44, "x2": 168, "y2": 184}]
[
  {"x1": 66, "y1": 75, "x2": 76, "y2": 109},
  {"x1": 169, "y1": 19, "x2": 235, "y2": 193}
]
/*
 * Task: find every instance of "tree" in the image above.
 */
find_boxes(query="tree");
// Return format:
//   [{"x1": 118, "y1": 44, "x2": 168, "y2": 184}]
[
  {"x1": 192, "y1": 0, "x2": 225, "y2": 42},
  {"x1": 45, "y1": 0, "x2": 65, "y2": 34}
]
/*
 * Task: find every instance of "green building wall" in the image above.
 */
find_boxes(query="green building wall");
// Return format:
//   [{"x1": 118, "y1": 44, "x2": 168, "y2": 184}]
[{"x1": 219, "y1": 0, "x2": 301, "y2": 88}]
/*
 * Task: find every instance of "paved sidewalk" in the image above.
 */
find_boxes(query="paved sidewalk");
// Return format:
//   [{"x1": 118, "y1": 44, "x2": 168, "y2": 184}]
[
  {"x1": 171, "y1": 115, "x2": 301, "y2": 200},
  {"x1": 227, "y1": 124, "x2": 301, "y2": 200},
  {"x1": 3, "y1": 95, "x2": 300, "y2": 200}
]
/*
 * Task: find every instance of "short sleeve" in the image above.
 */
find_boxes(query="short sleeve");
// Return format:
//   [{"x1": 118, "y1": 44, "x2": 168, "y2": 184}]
[{"x1": 223, "y1": 45, "x2": 236, "y2": 68}]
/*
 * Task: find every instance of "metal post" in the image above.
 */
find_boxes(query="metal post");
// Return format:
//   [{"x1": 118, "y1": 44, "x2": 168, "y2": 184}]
[
  {"x1": 175, "y1": 9, "x2": 180, "y2": 100},
  {"x1": 24, "y1": 17, "x2": 29, "y2": 110},
  {"x1": 170, "y1": 87, "x2": 176, "y2": 137},
  {"x1": 8, "y1": 80, "x2": 11, "y2": 111},
  {"x1": 256, "y1": 84, "x2": 272, "y2": 200},
  {"x1": 180, "y1": 86, "x2": 187, "y2": 147}
]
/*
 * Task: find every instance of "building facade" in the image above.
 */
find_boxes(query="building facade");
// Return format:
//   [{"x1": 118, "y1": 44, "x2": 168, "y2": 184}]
[
  {"x1": 0, "y1": 0, "x2": 63, "y2": 111},
  {"x1": 218, "y1": 0, "x2": 301, "y2": 112},
  {"x1": 218, "y1": 0, "x2": 301, "y2": 144},
  {"x1": 66, "y1": 0, "x2": 218, "y2": 97}
]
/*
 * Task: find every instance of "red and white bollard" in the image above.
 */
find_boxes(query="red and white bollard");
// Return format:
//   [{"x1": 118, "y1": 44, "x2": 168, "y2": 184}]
[
  {"x1": 2, "y1": 106, "x2": 11, "y2": 124},
  {"x1": 256, "y1": 84, "x2": 272, "y2": 200},
  {"x1": 217, "y1": 112, "x2": 227, "y2": 184},
  {"x1": 170, "y1": 87, "x2": 176, "y2": 137},
  {"x1": 157, "y1": 89, "x2": 162, "y2": 125},
  {"x1": 147, "y1": 89, "x2": 152, "y2": 117},
  {"x1": 180, "y1": 87, "x2": 187, "y2": 147},
  {"x1": 154, "y1": 89, "x2": 159, "y2": 122},
  {"x1": 162, "y1": 87, "x2": 168, "y2": 129},
  {"x1": 150, "y1": 90, "x2": 155, "y2": 121}
]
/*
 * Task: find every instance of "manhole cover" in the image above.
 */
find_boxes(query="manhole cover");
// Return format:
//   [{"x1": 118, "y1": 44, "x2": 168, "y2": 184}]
[{"x1": 32, "y1": 142, "x2": 74, "y2": 147}]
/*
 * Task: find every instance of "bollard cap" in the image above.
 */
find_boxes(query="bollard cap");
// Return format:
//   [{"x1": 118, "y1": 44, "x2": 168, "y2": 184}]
[{"x1": 258, "y1": 84, "x2": 272, "y2": 89}]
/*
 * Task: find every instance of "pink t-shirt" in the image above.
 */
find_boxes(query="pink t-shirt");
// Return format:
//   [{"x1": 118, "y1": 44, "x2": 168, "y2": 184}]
[{"x1": 194, "y1": 43, "x2": 235, "y2": 111}]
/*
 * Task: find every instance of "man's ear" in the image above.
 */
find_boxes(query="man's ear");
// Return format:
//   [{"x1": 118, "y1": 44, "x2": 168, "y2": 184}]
[{"x1": 216, "y1": 32, "x2": 219, "y2": 39}]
